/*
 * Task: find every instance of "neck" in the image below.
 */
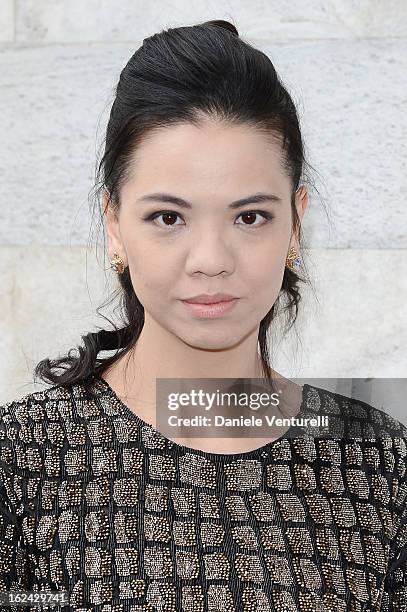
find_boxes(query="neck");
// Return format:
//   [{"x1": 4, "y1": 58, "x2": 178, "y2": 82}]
[{"x1": 104, "y1": 313, "x2": 274, "y2": 401}]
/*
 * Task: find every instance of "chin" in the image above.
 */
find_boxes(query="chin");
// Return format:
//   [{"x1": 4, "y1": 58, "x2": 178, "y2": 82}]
[{"x1": 178, "y1": 327, "x2": 251, "y2": 351}]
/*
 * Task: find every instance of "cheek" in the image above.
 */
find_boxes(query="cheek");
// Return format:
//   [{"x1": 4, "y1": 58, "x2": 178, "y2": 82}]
[
  {"x1": 241, "y1": 250, "x2": 287, "y2": 319},
  {"x1": 128, "y1": 267, "x2": 168, "y2": 299},
  {"x1": 126, "y1": 252, "x2": 179, "y2": 304},
  {"x1": 124, "y1": 235, "x2": 170, "y2": 281},
  {"x1": 243, "y1": 245, "x2": 287, "y2": 285}
]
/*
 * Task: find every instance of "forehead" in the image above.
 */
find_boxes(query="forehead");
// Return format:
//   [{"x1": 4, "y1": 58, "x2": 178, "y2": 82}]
[{"x1": 124, "y1": 119, "x2": 290, "y2": 195}]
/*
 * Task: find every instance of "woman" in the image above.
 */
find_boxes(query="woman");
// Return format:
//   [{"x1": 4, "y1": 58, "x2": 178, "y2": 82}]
[{"x1": 1, "y1": 19, "x2": 406, "y2": 612}]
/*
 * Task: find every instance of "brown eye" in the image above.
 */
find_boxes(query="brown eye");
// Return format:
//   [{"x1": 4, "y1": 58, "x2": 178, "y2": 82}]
[
  {"x1": 236, "y1": 211, "x2": 273, "y2": 227},
  {"x1": 160, "y1": 212, "x2": 179, "y2": 225},
  {"x1": 240, "y1": 212, "x2": 257, "y2": 225},
  {"x1": 147, "y1": 211, "x2": 183, "y2": 226}
]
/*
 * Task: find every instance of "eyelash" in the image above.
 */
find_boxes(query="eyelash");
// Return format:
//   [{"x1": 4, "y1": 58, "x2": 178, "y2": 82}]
[{"x1": 143, "y1": 210, "x2": 274, "y2": 229}]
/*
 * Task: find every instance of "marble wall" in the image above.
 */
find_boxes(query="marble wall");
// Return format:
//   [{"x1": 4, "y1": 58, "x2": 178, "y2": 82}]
[{"x1": 1, "y1": 2, "x2": 406, "y2": 421}]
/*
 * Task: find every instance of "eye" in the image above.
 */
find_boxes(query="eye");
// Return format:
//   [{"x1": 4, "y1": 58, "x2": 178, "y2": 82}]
[
  {"x1": 143, "y1": 210, "x2": 274, "y2": 228},
  {"x1": 144, "y1": 211, "x2": 183, "y2": 227},
  {"x1": 236, "y1": 211, "x2": 274, "y2": 227}
]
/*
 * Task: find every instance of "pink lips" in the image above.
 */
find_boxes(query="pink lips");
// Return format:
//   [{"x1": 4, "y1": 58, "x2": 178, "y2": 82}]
[
  {"x1": 182, "y1": 298, "x2": 239, "y2": 319},
  {"x1": 183, "y1": 293, "x2": 238, "y2": 304}
]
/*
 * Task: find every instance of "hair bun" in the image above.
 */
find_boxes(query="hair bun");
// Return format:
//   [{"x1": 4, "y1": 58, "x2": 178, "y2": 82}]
[{"x1": 204, "y1": 20, "x2": 239, "y2": 37}]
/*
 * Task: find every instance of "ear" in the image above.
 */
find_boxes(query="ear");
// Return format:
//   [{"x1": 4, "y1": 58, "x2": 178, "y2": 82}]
[
  {"x1": 290, "y1": 185, "x2": 309, "y2": 248},
  {"x1": 103, "y1": 190, "x2": 127, "y2": 263},
  {"x1": 295, "y1": 185, "x2": 309, "y2": 221}
]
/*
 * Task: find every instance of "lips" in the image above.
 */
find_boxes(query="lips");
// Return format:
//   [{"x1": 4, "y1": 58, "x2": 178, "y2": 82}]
[
  {"x1": 183, "y1": 293, "x2": 238, "y2": 305},
  {"x1": 182, "y1": 297, "x2": 239, "y2": 319}
]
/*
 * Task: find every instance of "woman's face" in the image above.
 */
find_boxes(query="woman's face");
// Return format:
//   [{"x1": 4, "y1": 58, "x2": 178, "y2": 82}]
[{"x1": 105, "y1": 119, "x2": 308, "y2": 350}]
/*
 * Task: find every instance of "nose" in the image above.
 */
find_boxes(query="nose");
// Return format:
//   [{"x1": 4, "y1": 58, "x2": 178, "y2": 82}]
[{"x1": 184, "y1": 227, "x2": 235, "y2": 276}]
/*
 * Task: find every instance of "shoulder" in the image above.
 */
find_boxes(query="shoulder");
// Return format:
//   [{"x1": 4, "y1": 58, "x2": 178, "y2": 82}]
[
  {"x1": 0, "y1": 377, "x2": 102, "y2": 427},
  {"x1": 305, "y1": 383, "x2": 407, "y2": 514},
  {"x1": 0, "y1": 380, "x2": 99, "y2": 481},
  {"x1": 305, "y1": 383, "x2": 407, "y2": 489},
  {"x1": 0, "y1": 384, "x2": 66, "y2": 445},
  {"x1": 306, "y1": 382, "x2": 407, "y2": 440}
]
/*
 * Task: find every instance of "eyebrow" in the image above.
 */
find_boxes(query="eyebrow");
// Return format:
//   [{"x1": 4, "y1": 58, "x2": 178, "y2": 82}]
[{"x1": 137, "y1": 192, "x2": 283, "y2": 209}]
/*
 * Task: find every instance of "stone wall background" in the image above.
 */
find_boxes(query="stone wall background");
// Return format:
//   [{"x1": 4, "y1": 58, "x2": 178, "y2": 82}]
[{"x1": 1, "y1": 2, "x2": 406, "y2": 421}]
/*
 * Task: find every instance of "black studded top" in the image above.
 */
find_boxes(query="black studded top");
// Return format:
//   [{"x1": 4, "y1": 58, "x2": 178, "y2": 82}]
[{"x1": 0, "y1": 374, "x2": 406, "y2": 611}]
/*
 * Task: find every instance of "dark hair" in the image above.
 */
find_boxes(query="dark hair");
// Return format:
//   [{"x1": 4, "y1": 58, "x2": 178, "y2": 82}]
[{"x1": 34, "y1": 18, "x2": 324, "y2": 396}]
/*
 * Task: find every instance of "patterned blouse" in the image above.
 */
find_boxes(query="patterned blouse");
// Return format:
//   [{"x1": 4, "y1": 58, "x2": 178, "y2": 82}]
[{"x1": 0, "y1": 374, "x2": 406, "y2": 612}]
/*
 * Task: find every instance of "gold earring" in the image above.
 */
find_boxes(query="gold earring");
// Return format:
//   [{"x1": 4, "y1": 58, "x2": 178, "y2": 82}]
[
  {"x1": 110, "y1": 252, "x2": 125, "y2": 274},
  {"x1": 286, "y1": 246, "x2": 302, "y2": 270}
]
